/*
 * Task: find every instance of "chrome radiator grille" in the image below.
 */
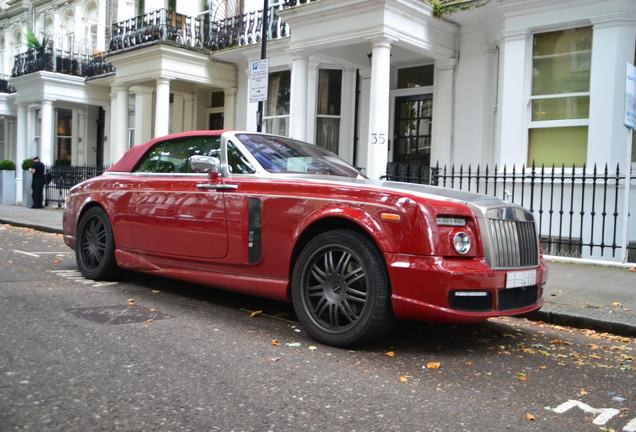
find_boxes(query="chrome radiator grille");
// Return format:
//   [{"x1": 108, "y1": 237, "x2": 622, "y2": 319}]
[{"x1": 488, "y1": 218, "x2": 538, "y2": 269}]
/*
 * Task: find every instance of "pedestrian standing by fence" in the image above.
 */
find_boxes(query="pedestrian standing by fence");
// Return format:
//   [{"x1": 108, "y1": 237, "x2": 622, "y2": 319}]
[{"x1": 29, "y1": 156, "x2": 45, "y2": 209}]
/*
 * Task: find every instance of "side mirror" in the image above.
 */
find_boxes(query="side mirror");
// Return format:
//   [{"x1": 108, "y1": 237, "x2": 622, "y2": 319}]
[{"x1": 190, "y1": 155, "x2": 220, "y2": 175}]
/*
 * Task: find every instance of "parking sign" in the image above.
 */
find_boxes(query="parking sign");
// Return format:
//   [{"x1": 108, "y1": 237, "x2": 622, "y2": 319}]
[{"x1": 249, "y1": 59, "x2": 269, "y2": 103}]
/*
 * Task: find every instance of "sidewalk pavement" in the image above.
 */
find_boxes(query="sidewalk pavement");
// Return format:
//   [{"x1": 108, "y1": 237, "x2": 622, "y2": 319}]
[{"x1": 0, "y1": 203, "x2": 634, "y2": 336}]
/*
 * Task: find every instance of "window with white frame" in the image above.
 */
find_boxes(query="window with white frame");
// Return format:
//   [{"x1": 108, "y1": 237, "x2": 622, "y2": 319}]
[
  {"x1": 528, "y1": 26, "x2": 592, "y2": 166},
  {"x1": 84, "y1": 1, "x2": 99, "y2": 54},
  {"x1": 315, "y1": 69, "x2": 342, "y2": 153},
  {"x1": 62, "y1": 11, "x2": 75, "y2": 52},
  {"x1": 264, "y1": 70, "x2": 290, "y2": 136}
]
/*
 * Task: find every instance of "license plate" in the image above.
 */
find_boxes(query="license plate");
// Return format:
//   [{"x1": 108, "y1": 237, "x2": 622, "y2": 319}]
[{"x1": 505, "y1": 270, "x2": 536, "y2": 289}]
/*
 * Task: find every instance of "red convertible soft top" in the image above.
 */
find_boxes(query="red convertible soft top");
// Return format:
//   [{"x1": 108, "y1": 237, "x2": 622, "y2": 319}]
[{"x1": 107, "y1": 130, "x2": 230, "y2": 172}]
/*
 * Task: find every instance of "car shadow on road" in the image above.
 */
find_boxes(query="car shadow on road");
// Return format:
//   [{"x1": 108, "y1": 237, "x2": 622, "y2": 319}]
[{"x1": 117, "y1": 270, "x2": 532, "y2": 356}]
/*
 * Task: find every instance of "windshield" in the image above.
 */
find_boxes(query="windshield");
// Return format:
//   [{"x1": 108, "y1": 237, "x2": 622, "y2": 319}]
[{"x1": 236, "y1": 134, "x2": 365, "y2": 178}]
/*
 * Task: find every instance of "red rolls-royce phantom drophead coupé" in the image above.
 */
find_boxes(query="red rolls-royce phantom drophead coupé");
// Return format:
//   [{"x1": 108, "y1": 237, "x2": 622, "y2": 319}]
[{"x1": 63, "y1": 130, "x2": 547, "y2": 346}]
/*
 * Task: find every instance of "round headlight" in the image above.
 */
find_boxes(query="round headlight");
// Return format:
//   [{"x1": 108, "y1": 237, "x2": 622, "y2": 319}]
[{"x1": 453, "y1": 232, "x2": 471, "y2": 255}]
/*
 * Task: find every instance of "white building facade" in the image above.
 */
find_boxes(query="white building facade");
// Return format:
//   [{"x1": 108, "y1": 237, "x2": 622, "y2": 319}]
[{"x1": 0, "y1": 0, "x2": 635, "y2": 262}]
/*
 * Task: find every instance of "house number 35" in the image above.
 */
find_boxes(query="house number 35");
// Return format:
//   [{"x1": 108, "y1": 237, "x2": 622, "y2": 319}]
[{"x1": 371, "y1": 133, "x2": 386, "y2": 145}]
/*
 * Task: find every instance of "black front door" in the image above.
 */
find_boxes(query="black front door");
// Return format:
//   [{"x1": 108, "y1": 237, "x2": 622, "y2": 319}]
[
  {"x1": 209, "y1": 113, "x2": 224, "y2": 130},
  {"x1": 393, "y1": 95, "x2": 433, "y2": 165}
]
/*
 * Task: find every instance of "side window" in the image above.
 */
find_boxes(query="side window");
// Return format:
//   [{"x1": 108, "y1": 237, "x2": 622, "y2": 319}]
[
  {"x1": 228, "y1": 141, "x2": 256, "y2": 174},
  {"x1": 134, "y1": 136, "x2": 221, "y2": 173}
]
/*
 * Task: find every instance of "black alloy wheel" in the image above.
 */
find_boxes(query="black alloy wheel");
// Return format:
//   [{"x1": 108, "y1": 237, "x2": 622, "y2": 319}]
[
  {"x1": 76, "y1": 206, "x2": 118, "y2": 280},
  {"x1": 292, "y1": 230, "x2": 394, "y2": 347}
]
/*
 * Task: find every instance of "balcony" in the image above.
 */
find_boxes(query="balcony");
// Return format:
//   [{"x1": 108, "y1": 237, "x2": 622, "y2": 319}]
[
  {"x1": 109, "y1": 9, "x2": 204, "y2": 53},
  {"x1": 12, "y1": 46, "x2": 115, "y2": 79},
  {"x1": 108, "y1": 2, "x2": 317, "y2": 55}
]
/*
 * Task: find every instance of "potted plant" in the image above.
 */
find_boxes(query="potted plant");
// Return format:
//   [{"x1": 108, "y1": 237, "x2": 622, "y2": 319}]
[
  {"x1": 0, "y1": 159, "x2": 16, "y2": 205},
  {"x1": 25, "y1": 30, "x2": 51, "y2": 72},
  {"x1": 22, "y1": 158, "x2": 33, "y2": 207}
]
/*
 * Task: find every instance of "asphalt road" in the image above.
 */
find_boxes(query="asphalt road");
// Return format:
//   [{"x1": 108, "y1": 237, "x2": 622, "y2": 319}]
[{"x1": 0, "y1": 224, "x2": 634, "y2": 432}]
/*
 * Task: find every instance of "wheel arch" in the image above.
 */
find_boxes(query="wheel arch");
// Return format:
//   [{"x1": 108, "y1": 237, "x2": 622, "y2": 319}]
[
  {"x1": 288, "y1": 215, "x2": 391, "y2": 299},
  {"x1": 76, "y1": 199, "x2": 110, "y2": 229}
]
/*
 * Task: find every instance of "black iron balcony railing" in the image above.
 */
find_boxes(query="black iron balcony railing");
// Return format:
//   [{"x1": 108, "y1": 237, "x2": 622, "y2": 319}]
[
  {"x1": 202, "y1": 5, "x2": 289, "y2": 50},
  {"x1": 108, "y1": 1, "x2": 318, "y2": 54},
  {"x1": 12, "y1": 46, "x2": 114, "y2": 78},
  {"x1": 109, "y1": 8, "x2": 202, "y2": 52},
  {"x1": 85, "y1": 53, "x2": 115, "y2": 77},
  {"x1": 0, "y1": 74, "x2": 15, "y2": 93}
]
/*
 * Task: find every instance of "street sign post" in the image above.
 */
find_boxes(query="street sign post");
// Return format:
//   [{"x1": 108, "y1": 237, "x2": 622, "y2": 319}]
[{"x1": 255, "y1": 0, "x2": 270, "y2": 132}]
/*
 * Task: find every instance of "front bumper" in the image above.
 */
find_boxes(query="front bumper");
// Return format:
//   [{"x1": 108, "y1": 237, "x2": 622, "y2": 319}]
[{"x1": 386, "y1": 253, "x2": 547, "y2": 323}]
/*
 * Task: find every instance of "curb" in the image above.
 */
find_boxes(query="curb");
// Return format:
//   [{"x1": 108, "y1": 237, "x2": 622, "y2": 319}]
[
  {"x1": 0, "y1": 219, "x2": 63, "y2": 235},
  {"x1": 525, "y1": 310, "x2": 636, "y2": 337}
]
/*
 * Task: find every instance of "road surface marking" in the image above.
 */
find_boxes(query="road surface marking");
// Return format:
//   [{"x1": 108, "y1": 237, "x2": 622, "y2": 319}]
[
  {"x1": 12, "y1": 250, "x2": 40, "y2": 257},
  {"x1": 624, "y1": 418, "x2": 636, "y2": 432},
  {"x1": 12, "y1": 250, "x2": 71, "y2": 258},
  {"x1": 553, "y1": 400, "x2": 620, "y2": 426},
  {"x1": 49, "y1": 269, "x2": 118, "y2": 288}
]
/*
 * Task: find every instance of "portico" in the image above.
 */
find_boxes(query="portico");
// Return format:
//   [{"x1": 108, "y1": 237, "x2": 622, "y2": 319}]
[{"x1": 106, "y1": 44, "x2": 238, "y2": 163}]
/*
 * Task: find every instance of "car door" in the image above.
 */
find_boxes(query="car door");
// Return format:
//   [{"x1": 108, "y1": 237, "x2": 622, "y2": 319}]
[{"x1": 129, "y1": 135, "x2": 228, "y2": 260}]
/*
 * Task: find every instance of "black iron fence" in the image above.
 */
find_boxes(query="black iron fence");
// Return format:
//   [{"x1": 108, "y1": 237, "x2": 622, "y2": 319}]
[
  {"x1": 385, "y1": 162, "x2": 636, "y2": 262},
  {"x1": 45, "y1": 165, "x2": 108, "y2": 208},
  {"x1": 12, "y1": 47, "x2": 114, "y2": 78}
]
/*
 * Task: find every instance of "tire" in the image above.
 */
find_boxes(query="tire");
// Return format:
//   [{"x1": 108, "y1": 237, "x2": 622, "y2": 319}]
[
  {"x1": 76, "y1": 206, "x2": 119, "y2": 280},
  {"x1": 291, "y1": 230, "x2": 395, "y2": 347}
]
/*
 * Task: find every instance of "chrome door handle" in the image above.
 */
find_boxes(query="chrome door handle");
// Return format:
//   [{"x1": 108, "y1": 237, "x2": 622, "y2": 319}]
[{"x1": 196, "y1": 183, "x2": 239, "y2": 191}]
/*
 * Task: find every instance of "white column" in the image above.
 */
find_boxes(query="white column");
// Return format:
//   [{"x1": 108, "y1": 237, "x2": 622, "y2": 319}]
[
  {"x1": 172, "y1": 93, "x2": 184, "y2": 133},
  {"x1": 587, "y1": 18, "x2": 636, "y2": 166},
  {"x1": 243, "y1": 68, "x2": 259, "y2": 131},
  {"x1": 113, "y1": 84, "x2": 129, "y2": 162},
  {"x1": 108, "y1": 89, "x2": 117, "y2": 164},
  {"x1": 431, "y1": 60, "x2": 456, "y2": 166},
  {"x1": 15, "y1": 103, "x2": 27, "y2": 203},
  {"x1": 130, "y1": 85, "x2": 153, "y2": 145},
  {"x1": 224, "y1": 88, "x2": 237, "y2": 129},
  {"x1": 2, "y1": 118, "x2": 9, "y2": 160},
  {"x1": 306, "y1": 60, "x2": 319, "y2": 144},
  {"x1": 40, "y1": 99, "x2": 54, "y2": 167},
  {"x1": 495, "y1": 29, "x2": 529, "y2": 167},
  {"x1": 154, "y1": 77, "x2": 172, "y2": 138},
  {"x1": 27, "y1": 106, "x2": 36, "y2": 158},
  {"x1": 357, "y1": 69, "x2": 371, "y2": 171},
  {"x1": 183, "y1": 93, "x2": 195, "y2": 131},
  {"x1": 289, "y1": 53, "x2": 309, "y2": 141},
  {"x1": 366, "y1": 38, "x2": 393, "y2": 180}
]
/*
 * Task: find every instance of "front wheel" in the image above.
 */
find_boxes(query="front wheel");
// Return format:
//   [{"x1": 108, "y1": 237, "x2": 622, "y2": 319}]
[
  {"x1": 76, "y1": 206, "x2": 118, "y2": 280},
  {"x1": 291, "y1": 230, "x2": 394, "y2": 347}
]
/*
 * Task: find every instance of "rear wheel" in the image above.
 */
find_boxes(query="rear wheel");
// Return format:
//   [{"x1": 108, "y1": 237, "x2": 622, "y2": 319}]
[
  {"x1": 291, "y1": 230, "x2": 394, "y2": 347},
  {"x1": 76, "y1": 206, "x2": 118, "y2": 280}
]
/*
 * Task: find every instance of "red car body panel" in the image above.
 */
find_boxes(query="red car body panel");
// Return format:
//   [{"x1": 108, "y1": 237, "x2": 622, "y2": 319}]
[{"x1": 63, "y1": 131, "x2": 547, "y2": 322}]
